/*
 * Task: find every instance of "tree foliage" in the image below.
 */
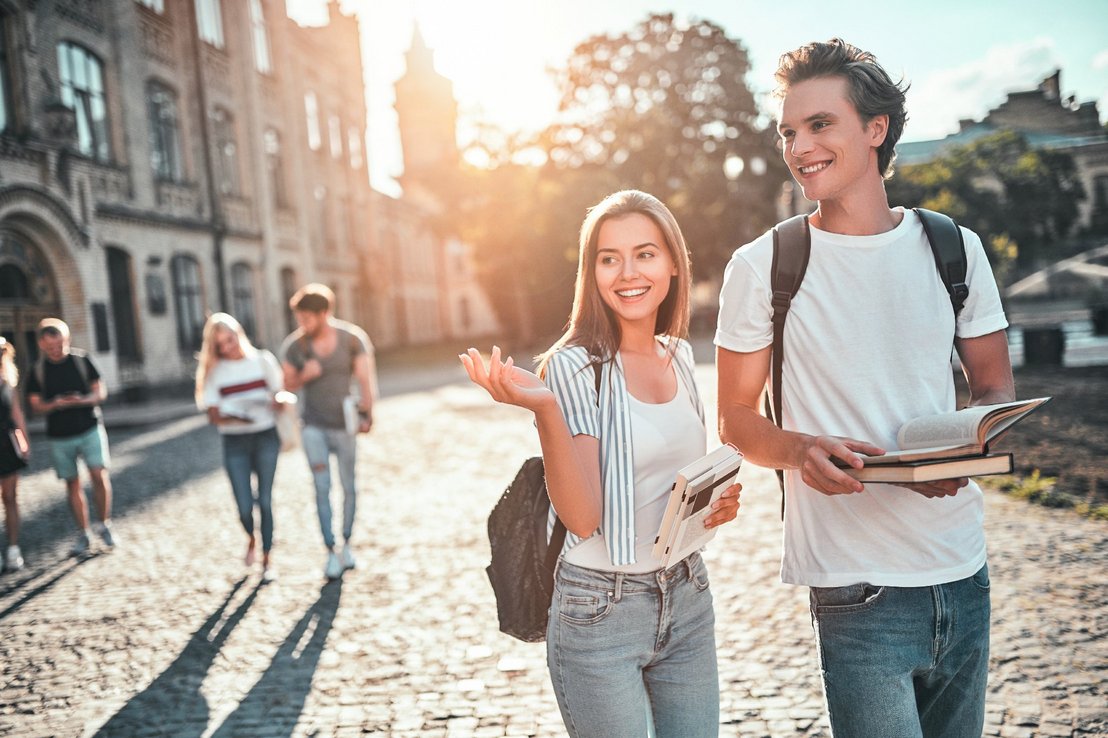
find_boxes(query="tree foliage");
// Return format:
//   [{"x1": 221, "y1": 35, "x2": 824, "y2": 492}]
[
  {"x1": 888, "y1": 130, "x2": 1085, "y2": 273},
  {"x1": 427, "y1": 14, "x2": 785, "y2": 341}
]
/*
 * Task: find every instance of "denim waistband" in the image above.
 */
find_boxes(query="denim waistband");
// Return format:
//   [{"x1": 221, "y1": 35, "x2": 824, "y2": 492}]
[{"x1": 555, "y1": 551, "x2": 705, "y2": 594}]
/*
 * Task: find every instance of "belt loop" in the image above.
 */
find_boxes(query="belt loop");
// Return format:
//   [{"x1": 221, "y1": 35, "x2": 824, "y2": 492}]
[
  {"x1": 683, "y1": 554, "x2": 695, "y2": 582},
  {"x1": 613, "y1": 573, "x2": 625, "y2": 603}
]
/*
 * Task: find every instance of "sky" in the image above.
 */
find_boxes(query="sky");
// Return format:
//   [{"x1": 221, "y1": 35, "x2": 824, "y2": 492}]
[{"x1": 286, "y1": 0, "x2": 1108, "y2": 197}]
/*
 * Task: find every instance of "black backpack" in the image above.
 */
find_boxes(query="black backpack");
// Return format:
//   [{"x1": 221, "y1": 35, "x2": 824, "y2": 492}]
[
  {"x1": 485, "y1": 362, "x2": 601, "y2": 642},
  {"x1": 765, "y1": 208, "x2": 969, "y2": 513}
]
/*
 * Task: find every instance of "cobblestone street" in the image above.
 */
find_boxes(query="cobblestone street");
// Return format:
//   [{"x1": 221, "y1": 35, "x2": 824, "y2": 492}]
[{"x1": 0, "y1": 363, "x2": 1105, "y2": 737}]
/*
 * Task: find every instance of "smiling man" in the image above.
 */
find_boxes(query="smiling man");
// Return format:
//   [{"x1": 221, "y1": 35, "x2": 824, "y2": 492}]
[{"x1": 714, "y1": 39, "x2": 1015, "y2": 736}]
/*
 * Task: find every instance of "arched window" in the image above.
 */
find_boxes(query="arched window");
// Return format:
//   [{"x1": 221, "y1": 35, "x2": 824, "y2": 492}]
[
  {"x1": 210, "y1": 107, "x2": 238, "y2": 194},
  {"x1": 56, "y1": 42, "x2": 111, "y2": 161},
  {"x1": 170, "y1": 255, "x2": 205, "y2": 351},
  {"x1": 0, "y1": 11, "x2": 15, "y2": 134},
  {"x1": 230, "y1": 262, "x2": 256, "y2": 340},
  {"x1": 147, "y1": 80, "x2": 182, "y2": 181},
  {"x1": 264, "y1": 128, "x2": 287, "y2": 208},
  {"x1": 0, "y1": 264, "x2": 29, "y2": 300},
  {"x1": 280, "y1": 267, "x2": 297, "y2": 334}
]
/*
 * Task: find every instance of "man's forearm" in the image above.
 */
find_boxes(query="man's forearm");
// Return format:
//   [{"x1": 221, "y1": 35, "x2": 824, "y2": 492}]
[{"x1": 720, "y1": 402, "x2": 808, "y2": 471}]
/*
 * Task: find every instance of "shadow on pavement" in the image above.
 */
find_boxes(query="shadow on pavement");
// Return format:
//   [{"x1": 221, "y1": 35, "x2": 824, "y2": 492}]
[
  {"x1": 9, "y1": 419, "x2": 221, "y2": 579},
  {"x1": 209, "y1": 579, "x2": 343, "y2": 738},
  {"x1": 0, "y1": 555, "x2": 95, "y2": 621},
  {"x1": 91, "y1": 576, "x2": 260, "y2": 738}
]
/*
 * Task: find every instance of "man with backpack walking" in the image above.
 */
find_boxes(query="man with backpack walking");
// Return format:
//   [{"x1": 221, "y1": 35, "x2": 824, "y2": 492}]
[
  {"x1": 715, "y1": 40, "x2": 1015, "y2": 736},
  {"x1": 26, "y1": 318, "x2": 117, "y2": 556},
  {"x1": 280, "y1": 284, "x2": 376, "y2": 581}
]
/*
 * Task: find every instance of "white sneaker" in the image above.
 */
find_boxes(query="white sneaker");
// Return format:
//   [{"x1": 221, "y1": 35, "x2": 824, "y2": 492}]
[
  {"x1": 324, "y1": 552, "x2": 343, "y2": 580},
  {"x1": 340, "y1": 543, "x2": 356, "y2": 570},
  {"x1": 94, "y1": 522, "x2": 116, "y2": 549},
  {"x1": 4, "y1": 545, "x2": 23, "y2": 572}
]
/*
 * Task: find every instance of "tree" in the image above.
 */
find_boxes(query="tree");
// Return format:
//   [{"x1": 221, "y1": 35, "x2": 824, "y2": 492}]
[
  {"x1": 888, "y1": 130, "x2": 1085, "y2": 275},
  {"x1": 540, "y1": 13, "x2": 786, "y2": 279}
]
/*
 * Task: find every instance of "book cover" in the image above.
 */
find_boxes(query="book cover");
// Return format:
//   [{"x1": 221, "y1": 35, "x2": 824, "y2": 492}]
[{"x1": 842, "y1": 452, "x2": 1013, "y2": 484}]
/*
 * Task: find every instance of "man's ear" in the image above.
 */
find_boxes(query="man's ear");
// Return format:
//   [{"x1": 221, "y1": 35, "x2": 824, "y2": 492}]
[{"x1": 869, "y1": 114, "x2": 889, "y2": 147}]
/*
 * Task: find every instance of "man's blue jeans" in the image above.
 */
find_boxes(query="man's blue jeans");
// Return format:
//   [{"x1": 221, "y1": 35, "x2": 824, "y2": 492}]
[
  {"x1": 810, "y1": 563, "x2": 991, "y2": 738},
  {"x1": 221, "y1": 427, "x2": 280, "y2": 552},
  {"x1": 546, "y1": 553, "x2": 720, "y2": 738},
  {"x1": 300, "y1": 425, "x2": 357, "y2": 549}
]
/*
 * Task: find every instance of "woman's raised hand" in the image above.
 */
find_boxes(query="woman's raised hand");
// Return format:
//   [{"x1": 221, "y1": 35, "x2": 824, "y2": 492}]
[{"x1": 460, "y1": 346, "x2": 556, "y2": 413}]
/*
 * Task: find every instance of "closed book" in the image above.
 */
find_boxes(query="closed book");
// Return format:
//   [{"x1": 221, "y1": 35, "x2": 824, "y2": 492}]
[{"x1": 843, "y1": 452, "x2": 1013, "y2": 484}]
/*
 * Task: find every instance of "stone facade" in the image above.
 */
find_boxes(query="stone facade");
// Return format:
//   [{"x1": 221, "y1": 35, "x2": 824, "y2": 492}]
[{"x1": 0, "y1": 0, "x2": 496, "y2": 399}]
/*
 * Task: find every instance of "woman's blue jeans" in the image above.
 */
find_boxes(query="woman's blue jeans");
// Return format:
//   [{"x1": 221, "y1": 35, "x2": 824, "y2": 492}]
[
  {"x1": 221, "y1": 427, "x2": 280, "y2": 552},
  {"x1": 546, "y1": 553, "x2": 720, "y2": 738},
  {"x1": 810, "y1": 563, "x2": 991, "y2": 737}
]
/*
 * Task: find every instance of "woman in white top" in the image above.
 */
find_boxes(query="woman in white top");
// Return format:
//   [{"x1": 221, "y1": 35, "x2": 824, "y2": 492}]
[
  {"x1": 195, "y1": 313, "x2": 284, "y2": 581},
  {"x1": 462, "y1": 190, "x2": 741, "y2": 737}
]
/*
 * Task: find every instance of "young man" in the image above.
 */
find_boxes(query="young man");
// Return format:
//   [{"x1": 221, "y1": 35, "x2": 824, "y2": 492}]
[
  {"x1": 280, "y1": 284, "x2": 377, "y2": 580},
  {"x1": 715, "y1": 40, "x2": 1015, "y2": 736},
  {"x1": 26, "y1": 318, "x2": 118, "y2": 555}
]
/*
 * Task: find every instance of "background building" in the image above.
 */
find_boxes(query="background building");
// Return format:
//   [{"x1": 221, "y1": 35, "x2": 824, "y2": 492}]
[{"x1": 0, "y1": 0, "x2": 496, "y2": 399}]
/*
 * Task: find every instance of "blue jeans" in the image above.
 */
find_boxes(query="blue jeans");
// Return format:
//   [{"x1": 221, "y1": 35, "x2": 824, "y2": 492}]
[
  {"x1": 810, "y1": 563, "x2": 991, "y2": 738},
  {"x1": 300, "y1": 425, "x2": 357, "y2": 549},
  {"x1": 221, "y1": 427, "x2": 280, "y2": 552},
  {"x1": 546, "y1": 553, "x2": 719, "y2": 738}
]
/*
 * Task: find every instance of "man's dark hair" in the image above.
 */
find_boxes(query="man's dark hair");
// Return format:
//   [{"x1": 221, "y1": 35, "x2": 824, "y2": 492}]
[
  {"x1": 775, "y1": 38, "x2": 909, "y2": 179},
  {"x1": 289, "y1": 283, "x2": 335, "y2": 314}
]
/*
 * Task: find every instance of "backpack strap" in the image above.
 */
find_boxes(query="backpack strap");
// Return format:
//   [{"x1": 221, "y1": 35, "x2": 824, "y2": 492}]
[
  {"x1": 767, "y1": 214, "x2": 811, "y2": 517},
  {"x1": 543, "y1": 361, "x2": 603, "y2": 574},
  {"x1": 34, "y1": 357, "x2": 44, "y2": 394},
  {"x1": 914, "y1": 208, "x2": 969, "y2": 316}
]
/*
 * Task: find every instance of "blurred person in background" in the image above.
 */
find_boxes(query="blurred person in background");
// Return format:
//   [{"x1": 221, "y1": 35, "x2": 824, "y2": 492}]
[{"x1": 0, "y1": 337, "x2": 29, "y2": 572}]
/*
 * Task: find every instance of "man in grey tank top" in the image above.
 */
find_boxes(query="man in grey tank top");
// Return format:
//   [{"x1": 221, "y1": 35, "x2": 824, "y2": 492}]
[{"x1": 280, "y1": 284, "x2": 377, "y2": 580}]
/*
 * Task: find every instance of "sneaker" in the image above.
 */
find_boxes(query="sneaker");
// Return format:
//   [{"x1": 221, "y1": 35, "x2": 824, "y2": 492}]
[
  {"x1": 94, "y1": 522, "x2": 116, "y2": 549},
  {"x1": 261, "y1": 566, "x2": 277, "y2": 584},
  {"x1": 324, "y1": 551, "x2": 343, "y2": 580},
  {"x1": 340, "y1": 543, "x2": 356, "y2": 570},
  {"x1": 4, "y1": 545, "x2": 23, "y2": 572},
  {"x1": 70, "y1": 531, "x2": 91, "y2": 557}
]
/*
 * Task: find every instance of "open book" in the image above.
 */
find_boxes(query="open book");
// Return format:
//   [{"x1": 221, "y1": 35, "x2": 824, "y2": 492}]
[
  {"x1": 652, "y1": 445, "x2": 743, "y2": 569},
  {"x1": 847, "y1": 397, "x2": 1051, "y2": 467}
]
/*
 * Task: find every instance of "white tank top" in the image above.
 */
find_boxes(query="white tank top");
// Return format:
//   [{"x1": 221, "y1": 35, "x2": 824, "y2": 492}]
[{"x1": 563, "y1": 364, "x2": 707, "y2": 573}]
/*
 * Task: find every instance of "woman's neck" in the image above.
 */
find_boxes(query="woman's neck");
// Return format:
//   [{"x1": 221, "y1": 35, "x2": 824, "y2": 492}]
[{"x1": 618, "y1": 323, "x2": 660, "y2": 357}]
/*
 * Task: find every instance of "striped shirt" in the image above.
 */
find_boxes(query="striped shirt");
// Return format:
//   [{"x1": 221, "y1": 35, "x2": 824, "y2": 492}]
[{"x1": 543, "y1": 338, "x2": 704, "y2": 567}]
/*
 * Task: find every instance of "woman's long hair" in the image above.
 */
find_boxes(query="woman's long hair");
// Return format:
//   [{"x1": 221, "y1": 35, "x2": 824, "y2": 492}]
[
  {"x1": 194, "y1": 313, "x2": 257, "y2": 405},
  {"x1": 0, "y1": 338, "x2": 17, "y2": 387},
  {"x1": 536, "y1": 190, "x2": 692, "y2": 377}
]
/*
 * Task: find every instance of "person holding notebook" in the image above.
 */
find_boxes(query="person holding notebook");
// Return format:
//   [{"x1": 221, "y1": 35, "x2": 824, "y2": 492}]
[{"x1": 462, "y1": 189, "x2": 741, "y2": 737}]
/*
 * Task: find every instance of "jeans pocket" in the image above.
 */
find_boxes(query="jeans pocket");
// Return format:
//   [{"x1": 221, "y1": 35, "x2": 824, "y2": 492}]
[
  {"x1": 810, "y1": 582, "x2": 885, "y2": 614},
  {"x1": 556, "y1": 585, "x2": 613, "y2": 626},
  {"x1": 971, "y1": 563, "x2": 991, "y2": 592},
  {"x1": 688, "y1": 557, "x2": 710, "y2": 592}
]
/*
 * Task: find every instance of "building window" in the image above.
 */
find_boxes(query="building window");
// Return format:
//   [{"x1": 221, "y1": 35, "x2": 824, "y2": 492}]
[
  {"x1": 328, "y1": 114, "x2": 342, "y2": 159},
  {"x1": 347, "y1": 127, "x2": 363, "y2": 169},
  {"x1": 211, "y1": 107, "x2": 238, "y2": 195},
  {"x1": 230, "y1": 262, "x2": 257, "y2": 339},
  {"x1": 280, "y1": 266, "x2": 297, "y2": 333},
  {"x1": 147, "y1": 81, "x2": 182, "y2": 181},
  {"x1": 305, "y1": 92, "x2": 321, "y2": 151},
  {"x1": 137, "y1": 0, "x2": 164, "y2": 13},
  {"x1": 264, "y1": 128, "x2": 287, "y2": 208},
  {"x1": 195, "y1": 0, "x2": 225, "y2": 49},
  {"x1": 249, "y1": 0, "x2": 271, "y2": 74},
  {"x1": 106, "y1": 247, "x2": 141, "y2": 361},
  {"x1": 170, "y1": 255, "x2": 205, "y2": 352},
  {"x1": 57, "y1": 42, "x2": 111, "y2": 161},
  {"x1": 0, "y1": 13, "x2": 14, "y2": 134}
]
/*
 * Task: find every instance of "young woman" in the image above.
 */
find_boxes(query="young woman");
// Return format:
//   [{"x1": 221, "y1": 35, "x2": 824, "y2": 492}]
[
  {"x1": 196, "y1": 314, "x2": 285, "y2": 582},
  {"x1": 0, "y1": 338, "x2": 29, "y2": 573},
  {"x1": 462, "y1": 190, "x2": 741, "y2": 737}
]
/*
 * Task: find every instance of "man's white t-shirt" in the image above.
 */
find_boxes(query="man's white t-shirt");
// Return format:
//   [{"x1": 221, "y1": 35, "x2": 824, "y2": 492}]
[{"x1": 715, "y1": 208, "x2": 1009, "y2": 588}]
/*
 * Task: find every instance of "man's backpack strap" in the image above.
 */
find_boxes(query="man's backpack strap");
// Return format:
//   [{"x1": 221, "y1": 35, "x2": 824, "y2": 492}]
[
  {"x1": 914, "y1": 208, "x2": 969, "y2": 316},
  {"x1": 543, "y1": 360, "x2": 604, "y2": 575},
  {"x1": 767, "y1": 214, "x2": 810, "y2": 517}
]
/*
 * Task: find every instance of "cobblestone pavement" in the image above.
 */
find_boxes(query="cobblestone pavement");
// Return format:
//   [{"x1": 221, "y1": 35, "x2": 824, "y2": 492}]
[{"x1": 0, "y1": 365, "x2": 1105, "y2": 737}]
